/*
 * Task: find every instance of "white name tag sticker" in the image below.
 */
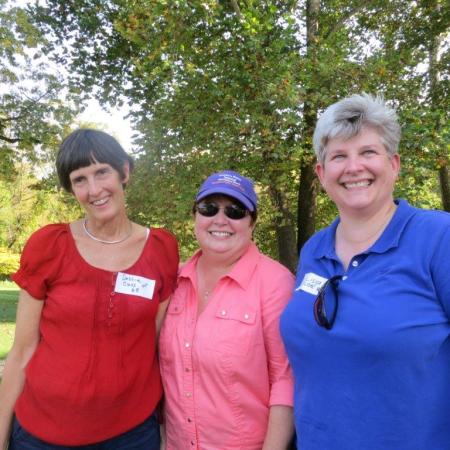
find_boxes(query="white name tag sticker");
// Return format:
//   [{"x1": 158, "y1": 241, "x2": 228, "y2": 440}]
[
  {"x1": 115, "y1": 273, "x2": 156, "y2": 300},
  {"x1": 295, "y1": 272, "x2": 328, "y2": 296}
]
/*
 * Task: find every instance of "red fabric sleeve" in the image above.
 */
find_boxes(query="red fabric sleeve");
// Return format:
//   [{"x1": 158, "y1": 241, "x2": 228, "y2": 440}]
[
  {"x1": 11, "y1": 224, "x2": 69, "y2": 300},
  {"x1": 149, "y1": 228, "x2": 179, "y2": 302}
]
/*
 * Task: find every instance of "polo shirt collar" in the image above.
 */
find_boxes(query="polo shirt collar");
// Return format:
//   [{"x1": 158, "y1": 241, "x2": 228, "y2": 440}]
[
  {"x1": 178, "y1": 243, "x2": 260, "y2": 290},
  {"x1": 369, "y1": 199, "x2": 417, "y2": 253},
  {"x1": 315, "y1": 199, "x2": 417, "y2": 260}
]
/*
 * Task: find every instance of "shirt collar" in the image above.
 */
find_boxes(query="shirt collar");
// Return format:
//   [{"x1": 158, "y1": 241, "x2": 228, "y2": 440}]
[
  {"x1": 314, "y1": 199, "x2": 417, "y2": 260},
  {"x1": 178, "y1": 250, "x2": 201, "y2": 283},
  {"x1": 315, "y1": 218, "x2": 339, "y2": 260},
  {"x1": 369, "y1": 199, "x2": 417, "y2": 253},
  {"x1": 178, "y1": 243, "x2": 260, "y2": 290}
]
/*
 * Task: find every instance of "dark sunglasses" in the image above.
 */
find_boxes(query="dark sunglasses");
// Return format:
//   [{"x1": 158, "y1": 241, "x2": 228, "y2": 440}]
[
  {"x1": 313, "y1": 275, "x2": 343, "y2": 330},
  {"x1": 195, "y1": 202, "x2": 249, "y2": 220}
]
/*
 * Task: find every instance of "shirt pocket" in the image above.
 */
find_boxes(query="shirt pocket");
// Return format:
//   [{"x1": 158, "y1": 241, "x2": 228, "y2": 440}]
[
  {"x1": 159, "y1": 293, "x2": 185, "y2": 363},
  {"x1": 205, "y1": 301, "x2": 258, "y2": 356}
]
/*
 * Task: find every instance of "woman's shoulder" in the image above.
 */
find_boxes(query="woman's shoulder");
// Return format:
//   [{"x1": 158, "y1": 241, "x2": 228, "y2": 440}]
[
  {"x1": 413, "y1": 206, "x2": 450, "y2": 223},
  {"x1": 145, "y1": 227, "x2": 179, "y2": 269},
  {"x1": 149, "y1": 227, "x2": 178, "y2": 249},
  {"x1": 256, "y1": 249, "x2": 295, "y2": 282},
  {"x1": 150, "y1": 226, "x2": 177, "y2": 239},
  {"x1": 13, "y1": 224, "x2": 71, "y2": 293},
  {"x1": 25, "y1": 223, "x2": 70, "y2": 251},
  {"x1": 406, "y1": 205, "x2": 450, "y2": 236},
  {"x1": 252, "y1": 249, "x2": 295, "y2": 304},
  {"x1": 300, "y1": 222, "x2": 335, "y2": 256}
]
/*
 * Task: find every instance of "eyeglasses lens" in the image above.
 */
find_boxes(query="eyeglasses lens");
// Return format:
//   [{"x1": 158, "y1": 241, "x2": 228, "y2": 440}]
[
  {"x1": 196, "y1": 203, "x2": 248, "y2": 220},
  {"x1": 313, "y1": 276, "x2": 341, "y2": 330}
]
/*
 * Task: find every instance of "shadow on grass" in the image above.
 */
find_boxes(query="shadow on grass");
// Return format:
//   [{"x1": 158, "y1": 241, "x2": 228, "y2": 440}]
[
  {"x1": 0, "y1": 289, "x2": 18, "y2": 322},
  {"x1": 0, "y1": 288, "x2": 18, "y2": 361}
]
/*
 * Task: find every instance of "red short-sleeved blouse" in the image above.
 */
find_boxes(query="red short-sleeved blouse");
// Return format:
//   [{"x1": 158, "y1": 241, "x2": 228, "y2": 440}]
[{"x1": 11, "y1": 224, "x2": 179, "y2": 445}]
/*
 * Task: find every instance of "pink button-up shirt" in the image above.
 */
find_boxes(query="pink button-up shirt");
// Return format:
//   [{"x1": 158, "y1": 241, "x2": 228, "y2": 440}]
[{"x1": 159, "y1": 243, "x2": 294, "y2": 450}]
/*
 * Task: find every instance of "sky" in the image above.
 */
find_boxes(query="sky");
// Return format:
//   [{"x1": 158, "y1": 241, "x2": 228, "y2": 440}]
[
  {"x1": 77, "y1": 100, "x2": 134, "y2": 153},
  {"x1": 6, "y1": 0, "x2": 135, "y2": 153}
]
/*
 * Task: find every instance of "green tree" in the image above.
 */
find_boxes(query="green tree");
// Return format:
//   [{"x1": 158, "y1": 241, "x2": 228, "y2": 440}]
[
  {"x1": 0, "y1": 162, "x2": 81, "y2": 252},
  {"x1": 0, "y1": 0, "x2": 79, "y2": 178},
  {"x1": 32, "y1": 0, "x2": 449, "y2": 270}
]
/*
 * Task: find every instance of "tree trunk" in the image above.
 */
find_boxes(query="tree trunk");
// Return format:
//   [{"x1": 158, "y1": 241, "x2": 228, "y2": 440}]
[
  {"x1": 439, "y1": 166, "x2": 450, "y2": 212},
  {"x1": 428, "y1": 1, "x2": 448, "y2": 211},
  {"x1": 268, "y1": 184, "x2": 298, "y2": 273},
  {"x1": 297, "y1": 154, "x2": 318, "y2": 253},
  {"x1": 297, "y1": 0, "x2": 320, "y2": 253},
  {"x1": 275, "y1": 223, "x2": 298, "y2": 274}
]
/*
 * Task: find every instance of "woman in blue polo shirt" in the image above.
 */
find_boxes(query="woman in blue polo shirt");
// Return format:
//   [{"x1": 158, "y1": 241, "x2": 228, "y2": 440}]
[{"x1": 281, "y1": 93, "x2": 450, "y2": 450}]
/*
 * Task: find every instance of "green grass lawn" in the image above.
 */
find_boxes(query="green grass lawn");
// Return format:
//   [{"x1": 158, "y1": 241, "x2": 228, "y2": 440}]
[{"x1": 0, "y1": 280, "x2": 19, "y2": 359}]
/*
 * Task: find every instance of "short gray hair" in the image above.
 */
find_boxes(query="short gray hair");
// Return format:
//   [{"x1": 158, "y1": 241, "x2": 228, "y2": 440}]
[{"x1": 312, "y1": 93, "x2": 401, "y2": 164}]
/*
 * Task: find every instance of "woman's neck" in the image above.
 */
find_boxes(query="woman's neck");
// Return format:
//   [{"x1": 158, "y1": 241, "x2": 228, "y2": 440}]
[
  {"x1": 195, "y1": 245, "x2": 250, "y2": 314},
  {"x1": 84, "y1": 212, "x2": 130, "y2": 241},
  {"x1": 336, "y1": 201, "x2": 397, "y2": 269},
  {"x1": 197, "y1": 249, "x2": 242, "y2": 275}
]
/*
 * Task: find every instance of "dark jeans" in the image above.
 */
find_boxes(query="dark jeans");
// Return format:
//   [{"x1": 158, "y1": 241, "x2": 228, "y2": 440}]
[{"x1": 9, "y1": 413, "x2": 160, "y2": 450}]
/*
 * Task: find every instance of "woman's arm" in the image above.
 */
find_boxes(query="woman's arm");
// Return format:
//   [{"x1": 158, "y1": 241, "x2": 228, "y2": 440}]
[
  {"x1": 0, "y1": 290, "x2": 43, "y2": 449},
  {"x1": 260, "y1": 269, "x2": 296, "y2": 450},
  {"x1": 262, "y1": 405, "x2": 294, "y2": 450},
  {"x1": 155, "y1": 296, "x2": 170, "y2": 337}
]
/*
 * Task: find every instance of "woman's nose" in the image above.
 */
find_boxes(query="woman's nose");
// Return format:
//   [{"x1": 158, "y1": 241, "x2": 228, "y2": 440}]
[
  {"x1": 213, "y1": 208, "x2": 229, "y2": 224},
  {"x1": 87, "y1": 178, "x2": 101, "y2": 196},
  {"x1": 344, "y1": 155, "x2": 364, "y2": 173}
]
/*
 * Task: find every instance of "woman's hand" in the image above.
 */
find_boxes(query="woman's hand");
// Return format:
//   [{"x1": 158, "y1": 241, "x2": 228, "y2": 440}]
[
  {"x1": 262, "y1": 405, "x2": 294, "y2": 450},
  {"x1": 156, "y1": 297, "x2": 171, "y2": 338},
  {"x1": 0, "y1": 290, "x2": 43, "y2": 449},
  {"x1": 159, "y1": 423, "x2": 166, "y2": 450}
]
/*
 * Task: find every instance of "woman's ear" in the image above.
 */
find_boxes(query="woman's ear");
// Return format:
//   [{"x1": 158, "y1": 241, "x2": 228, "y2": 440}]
[
  {"x1": 122, "y1": 161, "x2": 130, "y2": 184},
  {"x1": 391, "y1": 153, "x2": 401, "y2": 178},
  {"x1": 315, "y1": 162, "x2": 325, "y2": 187}
]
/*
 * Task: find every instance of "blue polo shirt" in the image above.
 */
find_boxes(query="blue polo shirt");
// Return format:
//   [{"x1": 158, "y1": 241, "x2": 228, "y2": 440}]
[{"x1": 280, "y1": 200, "x2": 450, "y2": 450}]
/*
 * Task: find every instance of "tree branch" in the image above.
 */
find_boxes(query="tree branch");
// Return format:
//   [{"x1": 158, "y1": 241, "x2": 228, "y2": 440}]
[
  {"x1": 323, "y1": 3, "x2": 369, "y2": 41},
  {"x1": 230, "y1": 0, "x2": 242, "y2": 19},
  {"x1": 0, "y1": 114, "x2": 28, "y2": 123},
  {"x1": 0, "y1": 134, "x2": 20, "y2": 143}
]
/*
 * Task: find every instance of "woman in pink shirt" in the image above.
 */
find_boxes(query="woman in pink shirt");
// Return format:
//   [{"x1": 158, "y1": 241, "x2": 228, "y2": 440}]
[{"x1": 159, "y1": 170, "x2": 295, "y2": 450}]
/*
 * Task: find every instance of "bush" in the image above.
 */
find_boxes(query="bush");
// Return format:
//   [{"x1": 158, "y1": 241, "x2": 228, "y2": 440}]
[{"x1": 0, "y1": 250, "x2": 19, "y2": 281}]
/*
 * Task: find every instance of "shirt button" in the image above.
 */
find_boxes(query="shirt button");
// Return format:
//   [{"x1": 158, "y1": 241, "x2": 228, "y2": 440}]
[
  {"x1": 244, "y1": 313, "x2": 249, "y2": 320},
  {"x1": 185, "y1": 392, "x2": 192, "y2": 397},
  {"x1": 342, "y1": 275, "x2": 348, "y2": 281},
  {"x1": 185, "y1": 342, "x2": 190, "y2": 348},
  {"x1": 221, "y1": 310, "x2": 227, "y2": 316},
  {"x1": 352, "y1": 260, "x2": 359, "y2": 267}
]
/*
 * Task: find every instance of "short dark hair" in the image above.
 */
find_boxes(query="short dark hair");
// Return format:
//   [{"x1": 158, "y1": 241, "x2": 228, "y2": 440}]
[{"x1": 56, "y1": 128, "x2": 134, "y2": 192}]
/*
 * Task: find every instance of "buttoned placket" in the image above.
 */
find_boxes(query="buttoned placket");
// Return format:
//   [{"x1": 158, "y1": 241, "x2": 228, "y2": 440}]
[
  {"x1": 182, "y1": 284, "x2": 199, "y2": 449},
  {"x1": 106, "y1": 272, "x2": 121, "y2": 329},
  {"x1": 341, "y1": 253, "x2": 369, "y2": 281}
]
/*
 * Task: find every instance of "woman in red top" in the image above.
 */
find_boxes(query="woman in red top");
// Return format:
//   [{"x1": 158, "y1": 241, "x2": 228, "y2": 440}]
[{"x1": 0, "y1": 129, "x2": 179, "y2": 449}]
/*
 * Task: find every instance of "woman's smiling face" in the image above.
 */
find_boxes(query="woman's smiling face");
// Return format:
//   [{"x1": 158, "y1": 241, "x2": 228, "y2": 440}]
[
  {"x1": 315, "y1": 127, "x2": 400, "y2": 218},
  {"x1": 194, "y1": 195, "x2": 254, "y2": 259},
  {"x1": 69, "y1": 160, "x2": 129, "y2": 222}
]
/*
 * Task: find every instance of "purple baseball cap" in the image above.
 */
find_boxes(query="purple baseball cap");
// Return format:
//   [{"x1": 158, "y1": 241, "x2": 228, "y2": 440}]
[{"x1": 196, "y1": 170, "x2": 258, "y2": 211}]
